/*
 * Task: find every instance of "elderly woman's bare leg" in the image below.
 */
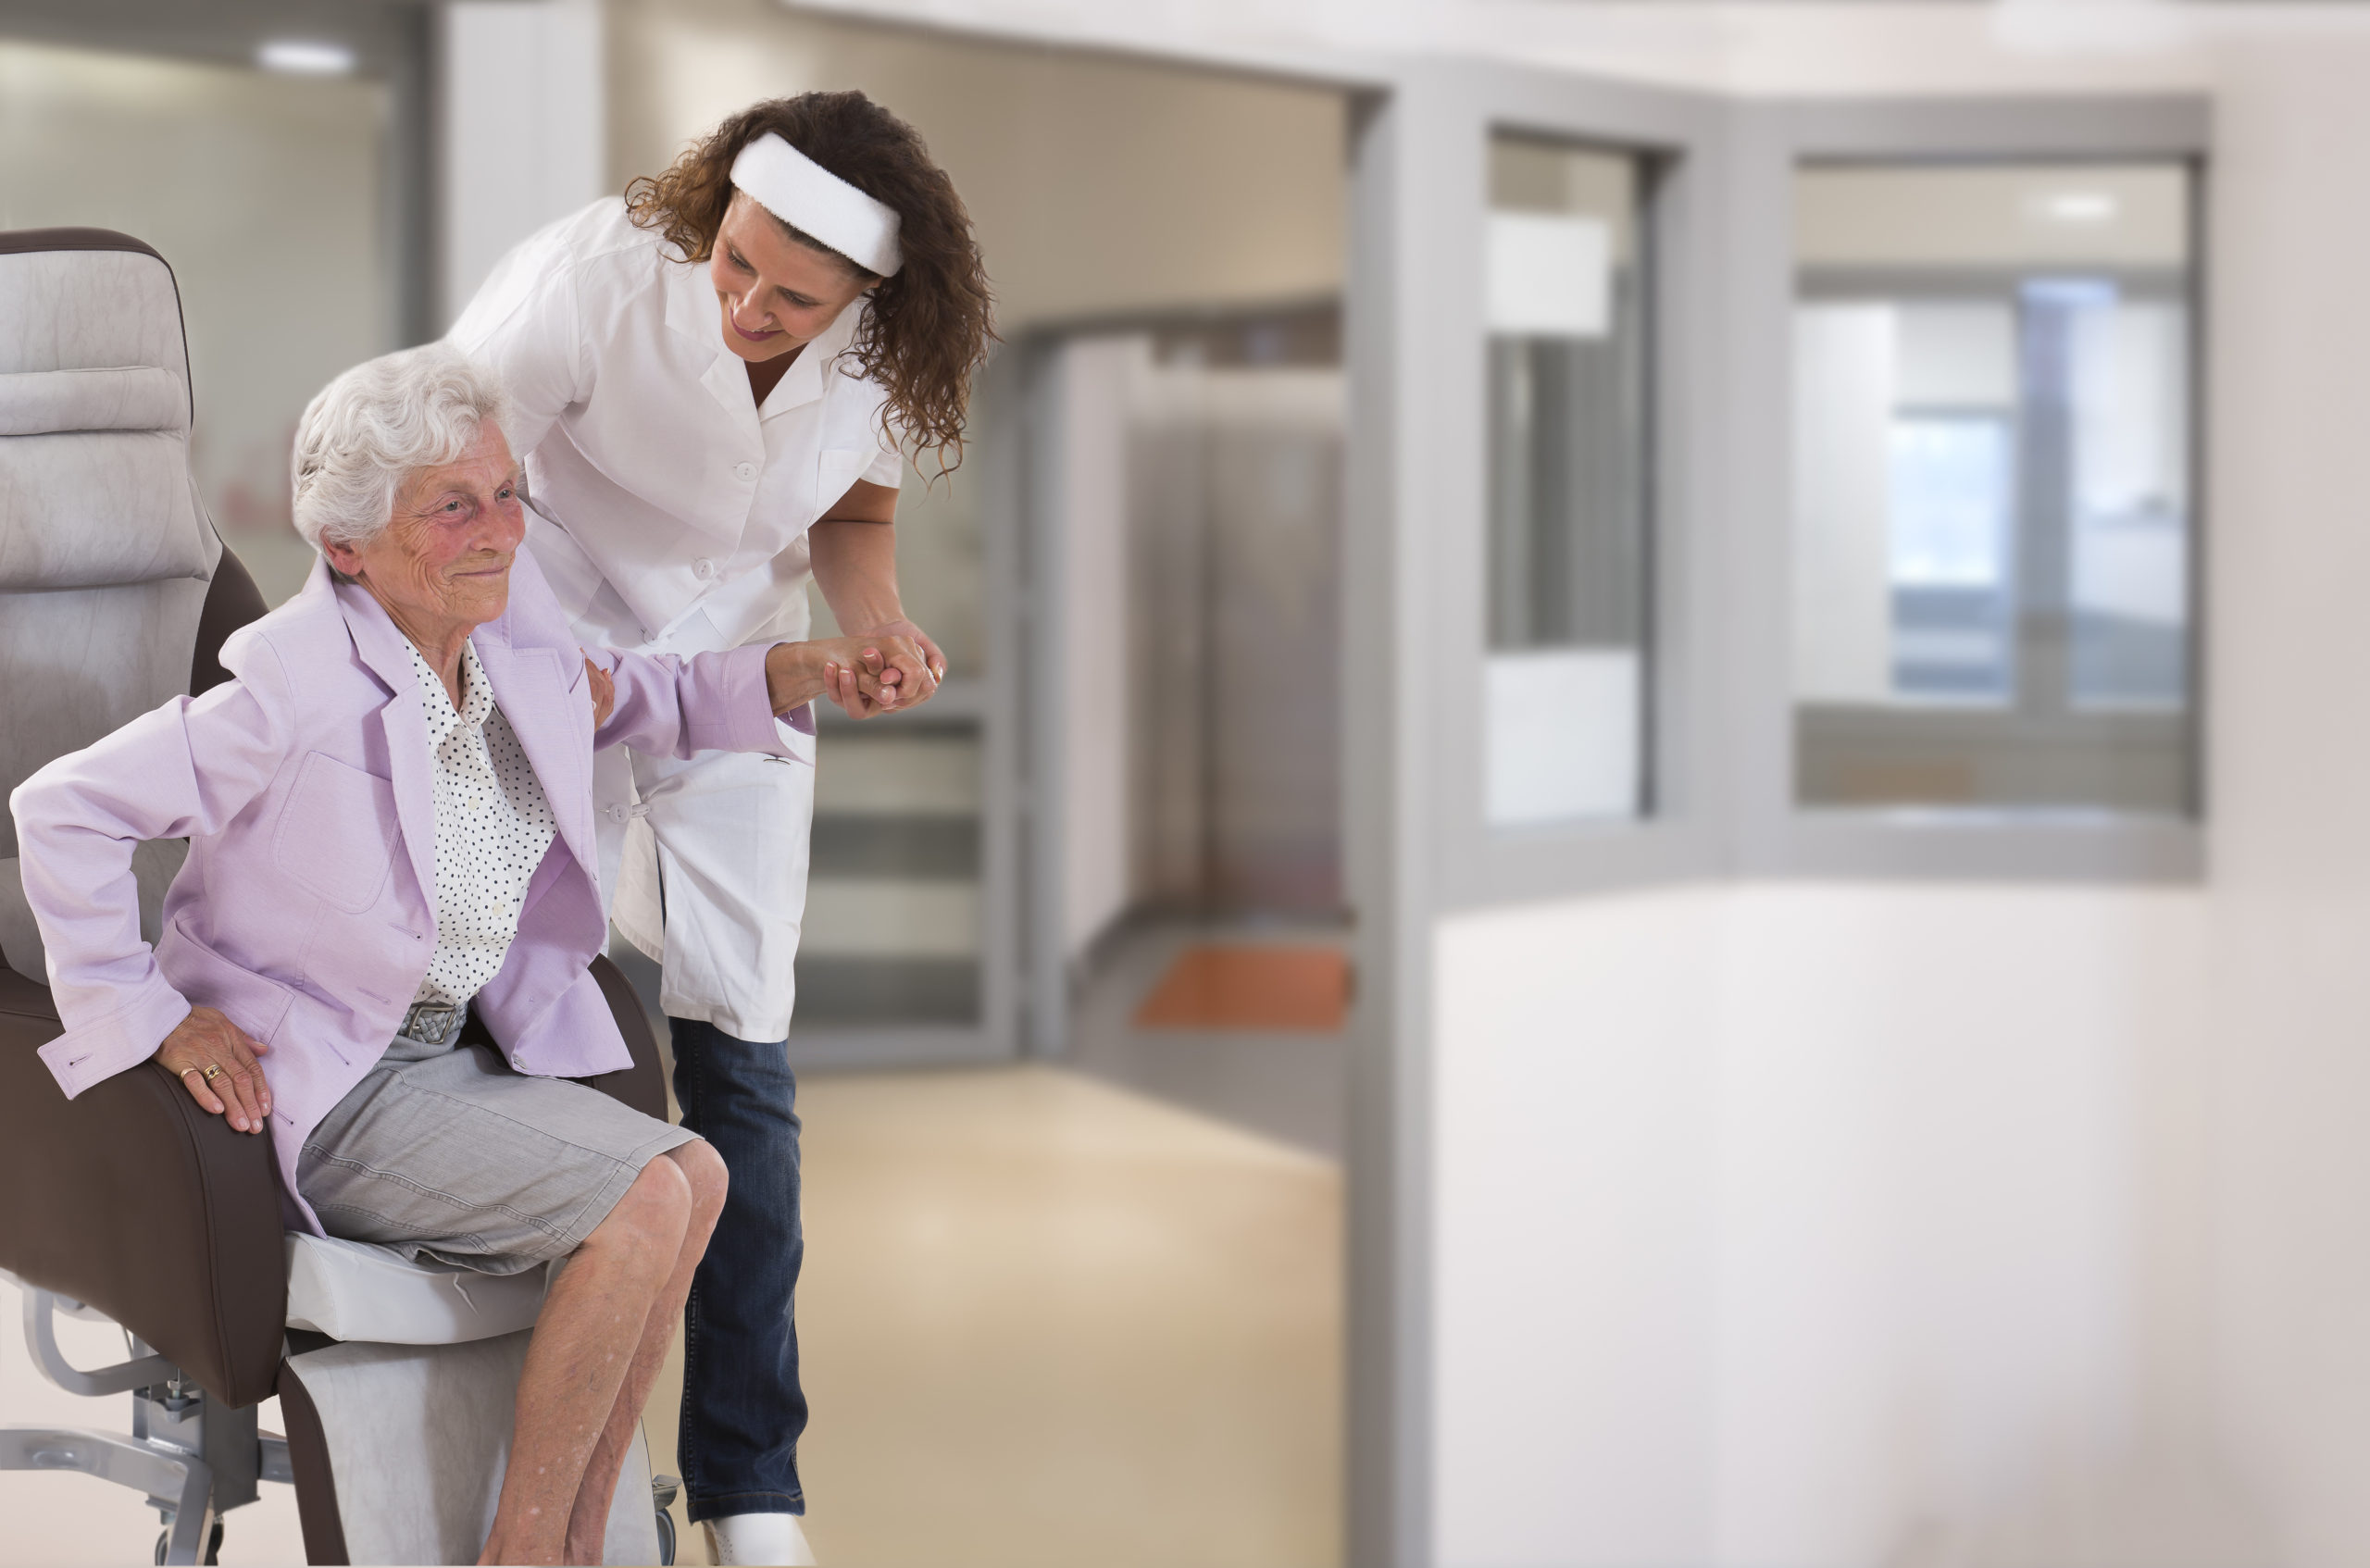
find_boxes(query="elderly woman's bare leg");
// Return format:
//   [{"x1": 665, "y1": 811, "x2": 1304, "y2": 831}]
[
  {"x1": 561, "y1": 1141, "x2": 730, "y2": 1562},
  {"x1": 479, "y1": 1154, "x2": 697, "y2": 1566}
]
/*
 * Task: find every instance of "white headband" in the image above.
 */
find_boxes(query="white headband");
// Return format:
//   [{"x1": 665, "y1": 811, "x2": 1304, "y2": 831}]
[{"x1": 730, "y1": 132, "x2": 904, "y2": 277}]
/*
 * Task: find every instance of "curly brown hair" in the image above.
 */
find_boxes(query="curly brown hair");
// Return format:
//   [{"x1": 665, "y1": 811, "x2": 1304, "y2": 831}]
[{"x1": 626, "y1": 92, "x2": 995, "y2": 470}]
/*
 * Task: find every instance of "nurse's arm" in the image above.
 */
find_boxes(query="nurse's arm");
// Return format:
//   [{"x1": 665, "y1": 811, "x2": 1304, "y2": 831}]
[{"x1": 810, "y1": 479, "x2": 944, "y2": 716}]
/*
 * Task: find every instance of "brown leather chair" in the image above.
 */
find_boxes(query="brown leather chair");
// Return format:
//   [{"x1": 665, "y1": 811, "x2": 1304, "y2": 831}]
[{"x1": 0, "y1": 228, "x2": 671, "y2": 1564}]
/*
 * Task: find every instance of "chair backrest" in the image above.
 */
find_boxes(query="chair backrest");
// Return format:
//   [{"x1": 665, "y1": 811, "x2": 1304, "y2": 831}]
[{"x1": 0, "y1": 228, "x2": 254, "y2": 983}]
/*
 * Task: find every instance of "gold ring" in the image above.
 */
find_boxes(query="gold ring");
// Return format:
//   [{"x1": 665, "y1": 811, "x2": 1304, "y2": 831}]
[
  {"x1": 180, "y1": 1067, "x2": 199, "y2": 1080},
  {"x1": 202, "y1": 1064, "x2": 224, "y2": 1083}
]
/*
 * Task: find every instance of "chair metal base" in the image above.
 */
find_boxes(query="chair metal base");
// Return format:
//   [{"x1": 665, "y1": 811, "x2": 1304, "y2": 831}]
[
  {"x1": 0, "y1": 1424, "x2": 216, "y2": 1563},
  {"x1": 4, "y1": 1287, "x2": 287, "y2": 1564}
]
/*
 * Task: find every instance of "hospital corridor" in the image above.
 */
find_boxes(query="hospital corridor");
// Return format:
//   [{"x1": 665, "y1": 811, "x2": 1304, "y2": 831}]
[
  {"x1": 0, "y1": 1060, "x2": 1341, "y2": 1566},
  {"x1": 13, "y1": 0, "x2": 2370, "y2": 1566}
]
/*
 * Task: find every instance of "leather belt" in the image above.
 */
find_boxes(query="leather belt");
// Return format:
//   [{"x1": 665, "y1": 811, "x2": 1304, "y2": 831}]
[{"x1": 396, "y1": 1002, "x2": 465, "y2": 1047}]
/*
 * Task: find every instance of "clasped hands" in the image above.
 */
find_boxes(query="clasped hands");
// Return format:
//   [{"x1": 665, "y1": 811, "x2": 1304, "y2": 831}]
[
  {"x1": 781, "y1": 619, "x2": 944, "y2": 719},
  {"x1": 577, "y1": 624, "x2": 943, "y2": 731}
]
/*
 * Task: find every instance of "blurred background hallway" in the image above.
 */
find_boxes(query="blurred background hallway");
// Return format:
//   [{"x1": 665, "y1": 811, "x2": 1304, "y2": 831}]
[{"x1": 19, "y1": 1, "x2": 2370, "y2": 1565}]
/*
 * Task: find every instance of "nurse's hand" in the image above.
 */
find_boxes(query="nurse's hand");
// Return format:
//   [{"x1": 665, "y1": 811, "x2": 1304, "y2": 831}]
[
  {"x1": 826, "y1": 620, "x2": 942, "y2": 718},
  {"x1": 766, "y1": 635, "x2": 927, "y2": 718},
  {"x1": 854, "y1": 619, "x2": 946, "y2": 689},
  {"x1": 821, "y1": 632, "x2": 935, "y2": 718},
  {"x1": 823, "y1": 643, "x2": 933, "y2": 718}
]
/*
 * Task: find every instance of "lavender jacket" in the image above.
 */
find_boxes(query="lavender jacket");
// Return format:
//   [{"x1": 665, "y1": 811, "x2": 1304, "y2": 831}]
[{"x1": 8, "y1": 549, "x2": 792, "y2": 1232}]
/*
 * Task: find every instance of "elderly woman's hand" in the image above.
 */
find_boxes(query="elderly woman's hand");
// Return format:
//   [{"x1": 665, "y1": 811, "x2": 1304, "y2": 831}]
[
  {"x1": 582, "y1": 655, "x2": 616, "y2": 729},
  {"x1": 154, "y1": 1005, "x2": 272, "y2": 1134}
]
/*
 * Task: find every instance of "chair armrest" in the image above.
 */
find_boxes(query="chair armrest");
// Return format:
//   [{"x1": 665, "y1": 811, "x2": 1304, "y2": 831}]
[
  {"x1": 577, "y1": 953, "x2": 670, "y2": 1121},
  {"x1": 0, "y1": 971, "x2": 286, "y2": 1409}
]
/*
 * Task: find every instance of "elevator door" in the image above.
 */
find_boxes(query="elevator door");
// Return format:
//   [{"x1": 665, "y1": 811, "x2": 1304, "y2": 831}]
[
  {"x1": 1135, "y1": 351, "x2": 1344, "y2": 916},
  {"x1": 1040, "y1": 306, "x2": 1345, "y2": 975}
]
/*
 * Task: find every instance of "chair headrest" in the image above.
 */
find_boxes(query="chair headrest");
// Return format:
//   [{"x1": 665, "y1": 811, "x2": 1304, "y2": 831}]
[{"x1": 0, "y1": 229, "x2": 209, "y2": 591}]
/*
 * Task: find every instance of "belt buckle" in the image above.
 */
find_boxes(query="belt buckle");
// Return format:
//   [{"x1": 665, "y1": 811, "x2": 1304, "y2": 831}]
[{"x1": 404, "y1": 1002, "x2": 459, "y2": 1044}]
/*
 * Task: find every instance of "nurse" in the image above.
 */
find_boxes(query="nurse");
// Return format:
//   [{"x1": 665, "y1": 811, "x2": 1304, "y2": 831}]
[{"x1": 449, "y1": 91, "x2": 993, "y2": 1565}]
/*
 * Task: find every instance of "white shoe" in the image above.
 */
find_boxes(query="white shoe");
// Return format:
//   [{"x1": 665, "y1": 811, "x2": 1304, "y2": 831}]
[{"x1": 703, "y1": 1512, "x2": 817, "y2": 1566}]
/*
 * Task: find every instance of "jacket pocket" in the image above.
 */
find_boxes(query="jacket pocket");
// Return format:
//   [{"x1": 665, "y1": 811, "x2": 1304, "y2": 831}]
[
  {"x1": 158, "y1": 922, "x2": 301, "y2": 1057},
  {"x1": 271, "y1": 752, "x2": 400, "y2": 914}
]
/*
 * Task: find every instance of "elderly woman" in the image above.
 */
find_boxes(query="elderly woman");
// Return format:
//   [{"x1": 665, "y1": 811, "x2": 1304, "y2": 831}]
[{"x1": 9, "y1": 343, "x2": 918, "y2": 1566}]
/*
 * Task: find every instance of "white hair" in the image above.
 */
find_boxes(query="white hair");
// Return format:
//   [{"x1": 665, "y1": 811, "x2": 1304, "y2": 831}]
[{"x1": 290, "y1": 342, "x2": 514, "y2": 553}]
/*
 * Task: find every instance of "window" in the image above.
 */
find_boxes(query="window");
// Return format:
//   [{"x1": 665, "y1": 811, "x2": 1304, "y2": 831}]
[
  {"x1": 1791, "y1": 163, "x2": 2196, "y2": 815},
  {"x1": 1483, "y1": 136, "x2": 1653, "y2": 827}
]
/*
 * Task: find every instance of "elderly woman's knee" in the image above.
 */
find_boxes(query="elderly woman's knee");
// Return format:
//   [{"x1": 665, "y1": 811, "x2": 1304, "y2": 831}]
[
  {"x1": 588, "y1": 1155, "x2": 693, "y2": 1263},
  {"x1": 632, "y1": 1151, "x2": 694, "y2": 1216},
  {"x1": 664, "y1": 1138, "x2": 728, "y2": 1224}
]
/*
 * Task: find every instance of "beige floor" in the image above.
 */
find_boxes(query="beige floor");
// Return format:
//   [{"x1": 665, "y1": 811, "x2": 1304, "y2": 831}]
[{"x1": 2, "y1": 1065, "x2": 1341, "y2": 1567}]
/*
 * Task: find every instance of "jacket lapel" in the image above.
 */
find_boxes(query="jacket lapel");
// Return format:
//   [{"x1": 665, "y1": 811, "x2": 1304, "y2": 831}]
[
  {"x1": 377, "y1": 684, "x2": 440, "y2": 919},
  {"x1": 475, "y1": 637, "x2": 598, "y2": 881},
  {"x1": 330, "y1": 575, "x2": 441, "y2": 918}
]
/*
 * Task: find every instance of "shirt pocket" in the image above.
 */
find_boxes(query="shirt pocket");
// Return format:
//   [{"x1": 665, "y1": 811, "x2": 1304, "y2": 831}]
[{"x1": 271, "y1": 752, "x2": 402, "y2": 914}]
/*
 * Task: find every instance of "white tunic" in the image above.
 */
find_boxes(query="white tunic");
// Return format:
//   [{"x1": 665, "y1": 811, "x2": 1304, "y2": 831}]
[
  {"x1": 451, "y1": 198, "x2": 904, "y2": 653},
  {"x1": 450, "y1": 198, "x2": 903, "y2": 1040}
]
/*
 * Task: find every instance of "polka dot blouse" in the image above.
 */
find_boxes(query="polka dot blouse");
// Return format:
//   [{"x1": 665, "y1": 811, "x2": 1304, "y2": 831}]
[{"x1": 404, "y1": 638, "x2": 558, "y2": 1013}]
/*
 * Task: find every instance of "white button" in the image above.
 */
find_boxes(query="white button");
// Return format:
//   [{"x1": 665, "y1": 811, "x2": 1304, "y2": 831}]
[
  {"x1": 734, "y1": 461, "x2": 756, "y2": 481},
  {"x1": 606, "y1": 803, "x2": 630, "y2": 823},
  {"x1": 692, "y1": 557, "x2": 714, "y2": 580}
]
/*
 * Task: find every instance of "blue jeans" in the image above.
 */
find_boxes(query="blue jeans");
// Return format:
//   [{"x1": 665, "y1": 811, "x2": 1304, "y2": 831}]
[{"x1": 670, "y1": 1017, "x2": 806, "y2": 1521}]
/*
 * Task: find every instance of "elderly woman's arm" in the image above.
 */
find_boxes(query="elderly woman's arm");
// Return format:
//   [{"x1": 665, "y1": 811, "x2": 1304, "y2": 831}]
[
  {"x1": 9, "y1": 643, "x2": 293, "y2": 1101},
  {"x1": 583, "y1": 632, "x2": 927, "y2": 759}
]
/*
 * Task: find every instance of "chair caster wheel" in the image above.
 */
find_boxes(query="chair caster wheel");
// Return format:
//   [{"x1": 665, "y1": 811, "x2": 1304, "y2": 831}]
[
  {"x1": 152, "y1": 1519, "x2": 223, "y2": 1564},
  {"x1": 652, "y1": 1471, "x2": 680, "y2": 1565}
]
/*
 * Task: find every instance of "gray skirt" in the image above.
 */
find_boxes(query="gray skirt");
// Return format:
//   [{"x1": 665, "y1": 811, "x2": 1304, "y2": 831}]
[{"x1": 295, "y1": 1029, "x2": 695, "y2": 1276}]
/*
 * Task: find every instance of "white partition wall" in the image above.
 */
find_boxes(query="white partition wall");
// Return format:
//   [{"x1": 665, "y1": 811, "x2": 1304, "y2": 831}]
[
  {"x1": 2205, "y1": 36, "x2": 2370, "y2": 1567},
  {"x1": 1353, "y1": 60, "x2": 2230, "y2": 1568}
]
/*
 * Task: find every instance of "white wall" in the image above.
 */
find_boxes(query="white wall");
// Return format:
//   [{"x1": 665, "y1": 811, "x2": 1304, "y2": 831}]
[
  {"x1": 1434, "y1": 884, "x2": 2255, "y2": 1568},
  {"x1": 440, "y1": 0, "x2": 605, "y2": 330},
  {"x1": 1052, "y1": 337, "x2": 1141, "y2": 959},
  {"x1": 1433, "y1": 887, "x2": 1721, "y2": 1565},
  {"x1": 2206, "y1": 33, "x2": 2370, "y2": 1568},
  {"x1": 606, "y1": 0, "x2": 1346, "y2": 332},
  {"x1": 792, "y1": 0, "x2": 2222, "y2": 95},
  {"x1": 1430, "y1": 16, "x2": 2370, "y2": 1568}
]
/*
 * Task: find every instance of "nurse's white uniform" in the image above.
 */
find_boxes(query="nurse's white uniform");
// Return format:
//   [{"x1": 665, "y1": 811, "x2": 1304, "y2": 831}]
[{"x1": 451, "y1": 197, "x2": 902, "y2": 1041}]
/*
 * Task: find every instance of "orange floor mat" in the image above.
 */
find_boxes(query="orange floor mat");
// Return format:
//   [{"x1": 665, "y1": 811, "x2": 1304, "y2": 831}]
[{"x1": 1131, "y1": 944, "x2": 1351, "y2": 1033}]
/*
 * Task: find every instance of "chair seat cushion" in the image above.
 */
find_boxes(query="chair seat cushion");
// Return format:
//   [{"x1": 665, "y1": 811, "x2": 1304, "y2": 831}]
[{"x1": 284, "y1": 1233, "x2": 547, "y2": 1346}]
